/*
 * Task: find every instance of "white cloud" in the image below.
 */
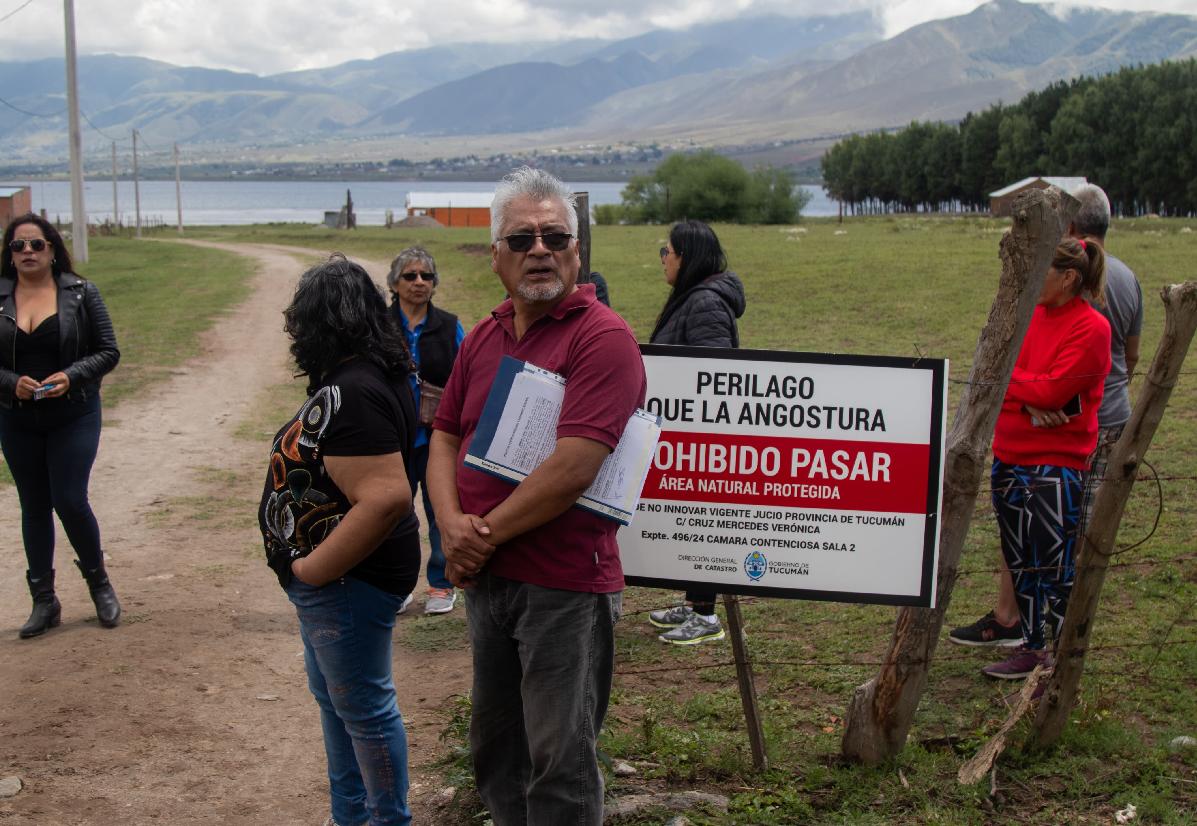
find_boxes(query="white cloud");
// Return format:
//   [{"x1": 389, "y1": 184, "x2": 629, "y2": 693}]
[{"x1": 0, "y1": 0, "x2": 1191, "y2": 75}]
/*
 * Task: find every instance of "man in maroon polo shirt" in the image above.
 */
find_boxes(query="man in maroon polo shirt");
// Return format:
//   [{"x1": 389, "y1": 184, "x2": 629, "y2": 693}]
[{"x1": 427, "y1": 167, "x2": 646, "y2": 826}]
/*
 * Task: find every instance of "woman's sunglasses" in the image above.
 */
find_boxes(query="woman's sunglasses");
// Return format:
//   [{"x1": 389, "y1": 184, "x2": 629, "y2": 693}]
[
  {"x1": 400, "y1": 271, "x2": 436, "y2": 282},
  {"x1": 500, "y1": 232, "x2": 573, "y2": 253},
  {"x1": 9, "y1": 239, "x2": 48, "y2": 253}
]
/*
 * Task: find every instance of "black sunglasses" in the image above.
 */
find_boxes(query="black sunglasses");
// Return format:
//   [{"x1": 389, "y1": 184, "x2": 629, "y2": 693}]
[
  {"x1": 659, "y1": 246, "x2": 671, "y2": 259},
  {"x1": 9, "y1": 239, "x2": 48, "y2": 253},
  {"x1": 500, "y1": 232, "x2": 573, "y2": 253},
  {"x1": 400, "y1": 271, "x2": 436, "y2": 282}
]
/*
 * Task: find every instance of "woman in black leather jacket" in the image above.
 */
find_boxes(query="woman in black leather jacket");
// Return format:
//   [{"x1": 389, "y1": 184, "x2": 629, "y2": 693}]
[{"x1": 1, "y1": 214, "x2": 121, "y2": 639}]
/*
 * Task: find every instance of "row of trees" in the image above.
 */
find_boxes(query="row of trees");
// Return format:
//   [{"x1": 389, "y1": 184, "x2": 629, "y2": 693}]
[
  {"x1": 821, "y1": 59, "x2": 1197, "y2": 217},
  {"x1": 597, "y1": 151, "x2": 811, "y2": 225}
]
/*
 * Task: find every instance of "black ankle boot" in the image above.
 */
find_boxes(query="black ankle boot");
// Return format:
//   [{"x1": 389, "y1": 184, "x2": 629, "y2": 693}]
[
  {"x1": 76, "y1": 560, "x2": 121, "y2": 628},
  {"x1": 20, "y1": 570, "x2": 62, "y2": 639}
]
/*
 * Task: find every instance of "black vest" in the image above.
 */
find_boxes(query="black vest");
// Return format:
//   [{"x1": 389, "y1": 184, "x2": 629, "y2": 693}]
[{"x1": 404, "y1": 303, "x2": 459, "y2": 387}]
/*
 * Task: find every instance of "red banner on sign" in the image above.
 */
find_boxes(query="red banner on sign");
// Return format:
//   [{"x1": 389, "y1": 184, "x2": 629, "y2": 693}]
[{"x1": 644, "y1": 432, "x2": 930, "y2": 513}]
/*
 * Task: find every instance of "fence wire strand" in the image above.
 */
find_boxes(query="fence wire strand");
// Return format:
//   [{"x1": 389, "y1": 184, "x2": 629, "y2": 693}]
[{"x1": 616, "y1": 636, "x2": 1197, "y2": 677}]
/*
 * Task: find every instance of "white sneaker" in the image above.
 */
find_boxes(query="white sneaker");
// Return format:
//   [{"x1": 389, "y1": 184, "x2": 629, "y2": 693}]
[
  {"x1": 424, "y1": 588, "x2": 457, "y2": 615},
  {"x1": 396, "y1": 593, "x2": 414, "y2": 615},
  {"x1": 648, "y1": 604, "x2": 693, "y2": 628},
  {"x1": 658, "y1": 613, "x2": 725, "y2": 645}
]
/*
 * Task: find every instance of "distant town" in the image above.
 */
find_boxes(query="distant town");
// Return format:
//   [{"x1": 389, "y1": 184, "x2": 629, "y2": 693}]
[{"x1": 0, "y1": 138, "x2": 829, "y2": 184}]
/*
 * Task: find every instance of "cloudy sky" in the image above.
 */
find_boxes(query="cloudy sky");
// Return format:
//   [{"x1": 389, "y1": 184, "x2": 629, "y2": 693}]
[{"x1": 1, "y1": 0, "x2": 1193, "y2": 75}]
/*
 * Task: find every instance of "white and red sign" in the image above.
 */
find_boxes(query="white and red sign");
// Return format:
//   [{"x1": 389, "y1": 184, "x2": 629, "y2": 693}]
[{"x1": 619, "y1": 346, "x2": 947, "y2": 607}]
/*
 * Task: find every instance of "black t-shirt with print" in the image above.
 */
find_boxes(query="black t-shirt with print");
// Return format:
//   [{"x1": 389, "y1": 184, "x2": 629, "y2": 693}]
[{"x1": 259, "y1": 359, "x2": 421, "y2": 596}]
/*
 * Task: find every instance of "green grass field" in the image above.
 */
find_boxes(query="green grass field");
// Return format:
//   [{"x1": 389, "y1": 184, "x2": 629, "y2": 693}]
[
  {"x1": 0, "y1": 237, "x2": 253, "y2": 486},
  {"x1": 98, "y1": 219, "x2": 1197, "y2": 820}
]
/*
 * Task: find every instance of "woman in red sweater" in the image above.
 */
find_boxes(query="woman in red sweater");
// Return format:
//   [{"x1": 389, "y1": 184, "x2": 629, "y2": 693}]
[{"x1": 983, "y1": 236, "x2": 1111, "y2": 679}]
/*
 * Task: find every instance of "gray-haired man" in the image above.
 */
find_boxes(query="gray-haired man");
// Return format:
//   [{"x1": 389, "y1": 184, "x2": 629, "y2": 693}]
[
  {"x1": 427, "y1": 167, "x2": 646, "y2": 824},
  {"x1": 1069, "y1": 183, "x2": 1143, "y2": 526}
]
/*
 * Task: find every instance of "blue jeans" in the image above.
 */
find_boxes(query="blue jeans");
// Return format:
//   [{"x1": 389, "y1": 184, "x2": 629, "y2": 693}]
[
  {"x1": 0, "y1": 395, "x2": 104, "y2": 576},
  {"x1": 466, "y1": 571, "x2": 621, "y2": 826},
  {"x1": 406, "y1": 442, "x2": 450, "y2": 590},
  {"x1": 287, "y1": 576, "x2": 411, "y2": 826}
]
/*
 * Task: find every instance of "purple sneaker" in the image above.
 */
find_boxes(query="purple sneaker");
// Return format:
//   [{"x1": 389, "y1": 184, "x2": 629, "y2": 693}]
[{"x1": 981, "y1": 647, "x2": 1052, "y2": 680}]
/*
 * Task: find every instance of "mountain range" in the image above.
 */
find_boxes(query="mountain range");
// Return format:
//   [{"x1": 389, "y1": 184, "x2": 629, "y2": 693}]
[{"x1": 1, "y1": 0, "x2": 1195, "y2": 167}]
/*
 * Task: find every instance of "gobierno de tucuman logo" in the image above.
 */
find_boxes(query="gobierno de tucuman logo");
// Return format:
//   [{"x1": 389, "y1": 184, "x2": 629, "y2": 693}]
[{"x1": 744, "y1": 550, "x2": 767, "y2": 581}]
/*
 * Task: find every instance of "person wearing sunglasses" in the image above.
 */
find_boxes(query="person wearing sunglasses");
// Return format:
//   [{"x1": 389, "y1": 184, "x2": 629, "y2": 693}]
[
  {"x1": 426, "y1": 167, "x2": 646, "y2": 825},
  {"x1": 647, "y1": 219, "x2": 745, "y2": 646},
  {"x1": 0, "y1": 213, "x2": 121, "y2": 639},
  {"x1": 385, "y1": 247, "x2": 466, "y2": 616}
]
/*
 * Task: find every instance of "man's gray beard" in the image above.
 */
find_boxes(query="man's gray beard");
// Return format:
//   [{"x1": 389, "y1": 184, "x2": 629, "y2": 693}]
[{"x1": 515, "y1": 277, "x2": 565, "y2": 304}]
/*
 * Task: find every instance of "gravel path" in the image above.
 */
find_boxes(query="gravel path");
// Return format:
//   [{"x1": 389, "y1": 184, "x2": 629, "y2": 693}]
[{"x1": 0, "y1": 241, "x2": 470, "y2": 824}]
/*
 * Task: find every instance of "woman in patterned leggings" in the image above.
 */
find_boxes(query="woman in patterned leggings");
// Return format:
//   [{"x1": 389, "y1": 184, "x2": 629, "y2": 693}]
[{"x1": 982, "y1": 237, "x2": 1112, "y2": 680}]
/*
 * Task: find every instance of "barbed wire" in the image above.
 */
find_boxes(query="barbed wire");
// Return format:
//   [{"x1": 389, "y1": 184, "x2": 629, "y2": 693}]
[
  {"x1": 1139, "y1": 595, "x2": 1196, "y2": 681},
  {"x1": 623, "y1": 549, "x2": 1197, "y2": 620},
  {"x1": 948, "y1": 369, "x2": 1115, "y2": 388},
  {"x1": 956, "y1": 551, "x2": 1197, "y2": 578},
  {"x1": 936, "y1": 363, "x2": 1197, "y2": 385},
  {"x1": 615, "y1": 636, "x2": 1197, "y2": 677}
]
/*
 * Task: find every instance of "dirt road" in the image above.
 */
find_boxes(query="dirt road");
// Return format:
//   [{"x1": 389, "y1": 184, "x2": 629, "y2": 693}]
[{"x1": 0, "y1": 242, "x2": 471, "y2": 824}]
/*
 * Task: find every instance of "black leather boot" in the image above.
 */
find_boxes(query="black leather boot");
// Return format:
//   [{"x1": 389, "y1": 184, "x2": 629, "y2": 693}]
[
  {"x1": 19, "y1": 570, "x2": 62, "y2": 639},
  {"x1": 76, "y1": 560, "x2": 121, "y2": 628}
]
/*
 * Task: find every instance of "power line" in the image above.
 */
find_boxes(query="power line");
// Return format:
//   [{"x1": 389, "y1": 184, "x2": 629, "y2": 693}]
[
  {"x1": 0, "y1": 0, "x2": 37, "y2": 24},
  {"x1": 0, "y1": 93, "x2": 65, "y2": 118},
  {"x1": 79, "y1": 107, "x2": 125, "y2": 142}
]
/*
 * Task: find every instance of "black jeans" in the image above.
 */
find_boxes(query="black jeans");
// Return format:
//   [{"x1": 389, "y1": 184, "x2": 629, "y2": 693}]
[
  {"x1": 0, "y1": 395, "x2": 104, "y2": 576},
  {"x1": 685, "y1": 590, "x2": 717, "y2": 615},
  {"x1": 467, "y1": 571, "x2": 620, "y2": 826}
]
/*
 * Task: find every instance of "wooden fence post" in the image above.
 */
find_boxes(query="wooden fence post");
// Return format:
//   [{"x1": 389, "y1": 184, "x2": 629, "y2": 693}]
[
  {"x1": 1034, "y1": 281, "x2": 1197, "y2": 747},
  {"x1": 840, "y1": 187, "x2": 1078, "y2": 764},
  {"x1": 722, "y1": 594, "x2": 768, "y2": 771}
]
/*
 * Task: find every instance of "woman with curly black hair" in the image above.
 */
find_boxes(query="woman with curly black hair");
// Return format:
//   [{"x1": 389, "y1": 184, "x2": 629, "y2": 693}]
[
  {"x1": 259, "y1": 254, "x2": 419, "y2": 825},
  {"x1": 1, "y1": 213, "x2": 121, "y2": 639}
]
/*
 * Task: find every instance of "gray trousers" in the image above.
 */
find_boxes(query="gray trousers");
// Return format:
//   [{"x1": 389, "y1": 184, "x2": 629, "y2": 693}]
[{"x1": 466, "y1": 571, "x2": 621, "y2": 826}]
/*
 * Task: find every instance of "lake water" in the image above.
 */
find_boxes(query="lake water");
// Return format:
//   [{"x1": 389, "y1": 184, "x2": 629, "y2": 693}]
[{"x1": 5, "y1": 179, "x2": 836, "y2": 226}]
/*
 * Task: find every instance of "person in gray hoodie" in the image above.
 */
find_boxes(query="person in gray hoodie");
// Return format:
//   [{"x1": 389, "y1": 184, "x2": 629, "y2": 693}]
[{"x1": 647, "y1": 219, "x2": 746, "y2": 645}]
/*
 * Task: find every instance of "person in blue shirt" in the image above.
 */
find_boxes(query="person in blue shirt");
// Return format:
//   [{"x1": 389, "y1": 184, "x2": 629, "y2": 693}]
[{"x1": 387, "y1": 247, "x2": 466, "y2": 615}]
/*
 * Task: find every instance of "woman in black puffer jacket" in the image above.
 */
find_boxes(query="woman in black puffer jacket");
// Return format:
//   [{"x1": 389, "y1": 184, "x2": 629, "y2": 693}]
[{"x1": 647, "y1": 219, "x2": 745, "y2": 646}]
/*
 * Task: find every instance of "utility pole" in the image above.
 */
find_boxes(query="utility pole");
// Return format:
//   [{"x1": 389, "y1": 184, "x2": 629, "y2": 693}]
[
  {"x1": 63, "y1": 0, "x2": 88, "y2": 262},
  {"x1": 173, "y1": 142, "x2": 183, "y2": 234},
  {"x1": 132, "y1": 129, "x2": 142, "y2": 238},
  {"x1": 111, "y1": 141, "x2": 119, "y2": 228}
]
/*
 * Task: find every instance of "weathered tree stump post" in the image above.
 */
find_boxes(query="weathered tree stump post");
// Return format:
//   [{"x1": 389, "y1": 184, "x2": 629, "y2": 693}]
[
  {"x1": 1034, "y1": 281, "x2": 1197, "y2": 748},
  {"x1": 841, "y1": 187, "x2": 1078, "y2": 764}
]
